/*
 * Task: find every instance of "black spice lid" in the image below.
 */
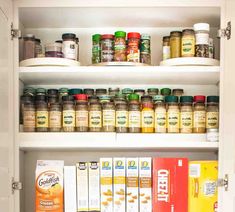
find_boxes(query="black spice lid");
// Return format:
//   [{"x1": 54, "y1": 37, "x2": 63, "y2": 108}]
[
  {"x1": 47, "y1": 89, "x2": 58, "y2": 95},
  {"x1": 55, "y1": 40, "x2": 63, "y2": 44},
  {"x1": 35, "y1": 38, "x2": 41, "y2": 43},
  {"x1": 62, "y1": 33, "x2": 76, "y2": 40},
  {"x1": 207, "y1": 96, "x2": 219, "y2": 103},
  {"x1": 141, "y1": 95, "x2": 153, "y2": 101},
  {"x1": 62, "y1": 95, "x2": 74, "y2": 102}
]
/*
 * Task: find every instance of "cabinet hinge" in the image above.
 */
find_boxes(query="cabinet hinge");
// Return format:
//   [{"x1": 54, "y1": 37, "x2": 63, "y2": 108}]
[
  {"x1": 12, "y1": 178, "x2": 23, "y2": 194},
  {"x1": 217, "y1": 174, "x2": 229, "y2": 191},
  {"x1": 11, "y1": 23, "x2": 21, "y2": 40},
  {"x1": 218, "y1": 21, "x2": 231, "y2": 40}
]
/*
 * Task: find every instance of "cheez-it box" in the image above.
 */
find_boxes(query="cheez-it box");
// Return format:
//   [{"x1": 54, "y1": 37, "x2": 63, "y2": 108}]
[{"x1": 152, "y1": 158, "x2": 188, "y2": 212}]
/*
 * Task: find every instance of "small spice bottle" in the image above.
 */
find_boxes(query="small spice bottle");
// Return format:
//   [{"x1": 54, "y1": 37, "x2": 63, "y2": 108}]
[
  {"x1": 49, "y1": 103, "x2": 62, "y2": 132},
  {"x1": 92, "y1": 34, "x2": 101, "y2": 64},
  {"x1": 162, "y1": 36, "x2": 171, "y2": 60},
  {"x1": 101, "y1": 34, "x2": 114, "y2": 62},
  {"x1": 140, "y1": 34, "x2": 151, "y2": 65},
  {"x1": 109, "y1": 88, "x2": 120, "y2": 97},
  {"x1": 62, "y1": 96, "x2": 75, "y2": 132},
  {"x1": 193, "y1": 95, "x2": 206, "y2": 133},
  {"x1": 170, "y1": 31, "x2": 182, "y2": 58},
  {"x1": 141, "y1": 95, "x2": 154, "y2": 133},
  {"x1": 127, "y1": 32, "x2": 141, "y2": 62},
  {"x1": 181, "y1": 29, "x2": 195, "y2": 57},
  {"x1": 128, "y1": 93, "x2": 140, "y2": 104},
  {"x1": 206, "y1": 96, "x2": 219, "y2": 130},
  {"x1": 76, "y1": 102, "x2": 89, "y2": 132},
  {"x1": 116, "y1": 103, "x2": 128, "y2": 133},
  {"x1": 134, "y1": 89, "x2": 145, "y2": 98},
  {"x1": 161, "y1": 88, "x2": 171, "y2": 96},
  {"x1": 89, "y1": 102, "x2": 102, "y2": 132},
  {"x1": 84, "y1": 88, "x2": 95, "y2": 97},
  {"x1": 102, "y1": 102, "x2": 115, "y2": 132},
  {"x1": 114, "y1": 31, "x2": 127, "y2": 62},
  {"x1": 35, "y1": 38, "x2": 42, "y2": 57},
  {"x1": 23, "y1": 102, "x2": 36, "y2": 132},
  {"x1": 23, "y1": 34, "x2": 35, "y2": 60},
  {"x1": 20, "y1": 95, "x2": 34, "y2": 125},
  {"x1": 47, "y1": 89, "x2": 59, "y2": 106},
  {"x1": 45, "y1": 43, "x2": 63, "y2": 58},
  {"x1": 129, "y1": 103, "x2": 141, "y2": 133},
  {"x1": 166, "y1": 95, "x2": 180, "y2": 133},
  {"x1": 62, "y1": 33, "x2": 77, "y2": 60},
  {"x1": 154, "y1": 95, "x2": 166, "y2": 133},
  {"x1": 96, "y1": 88, "x2": 107, "y2": 97},
  {"x1": 180, "y1": 96, "x2": 193, "y2": 133},
  {"x1": 147, "y1": 88, "x2": 159, "y2": 97},
  {"x1": 59, "y1": 88, "x2": 69, "y2": 102},
  {"x1": 172, "y1": 89, "x2": 184, "y2": 98},
  {"x1": 36, "y1": 101, "x2": 49, "y2": 132}
]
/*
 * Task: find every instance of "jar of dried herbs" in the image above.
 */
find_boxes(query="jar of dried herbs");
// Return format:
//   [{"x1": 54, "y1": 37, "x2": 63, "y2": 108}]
[
  {"x1": 49, "y1": 103, "x2": 62, "y2": 132},
  {"x1": 116, "y1": 103, "x2": 128, "y2": 133},
  {"x1": 62, "y1": 96, "x2": 75, "y2": 132},
  {"x1": 89, "y1": 102, "x2": 102, "y2": 132},
  {"x1": 102, "y1": 102, "x2": 115, "y2": 132},
  {"x1": 76, "y1": 102, "x2": 89, "y2": 132},
  {"x1": 36, "y1": 101, "x2": 49, "y2": 132}
]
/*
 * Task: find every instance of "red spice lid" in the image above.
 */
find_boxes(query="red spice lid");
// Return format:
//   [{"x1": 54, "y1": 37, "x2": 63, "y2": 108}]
[
  {"x1": 75, "y1": 94, "x2": 88, "y2": 101},
  {"x1": 127, "y1": 32, "x2": 141, "y2": 39},
  {"x1": 194, "y1": 95, "x2": 206, "y2": 103},
  {"x1": 101, "y1": 34, "x2": 114, "y2": 40}
]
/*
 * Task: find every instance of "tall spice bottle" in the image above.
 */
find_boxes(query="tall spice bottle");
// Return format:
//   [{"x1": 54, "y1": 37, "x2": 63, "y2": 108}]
[
  {"x1": 180, "y1": 96, "x2": 193, "y2": 133},
  {"x1": 193, "y1": 95, "x2": 206, "y2": 133},
  {"x1": 154, "y1": 95, "x2": 166, "y2": 133},
  {"x1": 62, "y1": 96, "x2": 75, "y2": 132},
  {"x1": 141, "y1": 95, "x2": 154, "y2": 133}
]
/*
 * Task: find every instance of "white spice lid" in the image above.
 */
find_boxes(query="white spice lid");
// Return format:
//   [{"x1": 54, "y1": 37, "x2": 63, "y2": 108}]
[{"x1": 193, "y1": 23, "x2": 210, "y2": 32}]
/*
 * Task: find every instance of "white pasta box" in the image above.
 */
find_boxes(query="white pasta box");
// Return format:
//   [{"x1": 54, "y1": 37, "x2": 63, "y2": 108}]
[
  {"x1": 100, "y1": 158, "x2": 113, "y2": 212},
  {"x1": 76, "y1": 162, "x2": 89, "y2": 212},
  {"x1": 126, "y1": 158, "x2": 139, "y2": 212},
  {"x1": 64, "y1": 166, "x2": 77, "y2": 212},
  {"x1": 113, "y1": 158, "x2": 126, "y2": 212},
  {"x1": 88, "y1": 161, "x2": 100, "y2": 212},
  {"x1": 139, "y1": 158, "x2": 152, "y2": 212}
]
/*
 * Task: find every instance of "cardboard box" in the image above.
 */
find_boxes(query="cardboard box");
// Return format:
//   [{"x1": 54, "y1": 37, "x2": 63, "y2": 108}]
[
  {"x1": 88, "y1": 162, "x2": 100, "y2": 212},
  {"x1": 139, "y1": 158, "x2": 152, "y2": 212},
  {"x1": 126, "y1": 158, "x2": 139, "y2": 212},
  {"x1": 35, "y1": 160, "x2": 64, "y2": 212},
  {"x1": 76, "y1": 162, "x2": 89, "y2": 212},
  {"x1": 189, "y1": 161, "x2": 218, "y2": 212},
  {"x1": 113, "y1": 158, "x2": 126, "y2": 212},
  {"x1": 64, "y1": 166, "x2": 77, "y2": 212},
  {"x1": 100, "y1": 158, "x2": 113, "y2": 212},
  {"x1": 152, "y1": 158, "x2": 188, "y2": 212}
]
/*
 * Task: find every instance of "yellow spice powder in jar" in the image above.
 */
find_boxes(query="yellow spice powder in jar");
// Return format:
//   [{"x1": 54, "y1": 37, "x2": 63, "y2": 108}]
[
  {"x1": 193, "y1": 95, "x2": 206, "y2": 133},
  {"x1": 141, "y1": 95, "x2": 154, "y2": 133},
  {"x1": 170, "y1": 31, "x2": 182, "y2": 58},
  {"x1": 180, "y1": 96, "x2": 193, "y2": 133},
  {"x1": 166, "y1": 95, "x2": 179, "y2": 133}
]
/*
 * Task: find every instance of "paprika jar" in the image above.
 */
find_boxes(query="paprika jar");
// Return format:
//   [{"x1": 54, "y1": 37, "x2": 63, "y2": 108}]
[
  {"x1": 23, "y1": 102, "x2": 36, "y2": 132},
  {"x1": 76, "y1": 102, "x2": 89, "y2": 132},
  {"x1": 114, "y1": 31, "x2": 126, "y2": 62},
  {"x1": 89, "y1": 103, "x2": 102, "y2": 132},
  {"x1": 62, "y1": 96, "x2": 75, "y2": 132},
  {"x1": 154, "y1": 96, "x2": 166, "y2": 133},
  {"x1": 116, "y1": 103, "x2": 128, "y2": 133},
  {"x1": 127, "y1": 32, "x2": 141, "y2": 62},
  {"x1": 101, "y1": 34, "x2": 114, "y2": 62},
  {"x1": 180, "y1": 96, "x2": 193, "y2": 133},
  {"x1": 49, "y1": 103, "x2": 62, "y2": 132},
  {"x1": 129, "y1": 103, "x2": 141, "y2": 133},
  {"x1": 181, "y1": 29, "x2": 195, "y2": 57},
  {"x1": 62, "y1": 33, "x2": 76, "y2": 60},
  {"x1": 141, "y1": 95, "x2": 154, "y2": 133},
  {"x1": 193, "y1": 95, "x2": 206, "y2": 133},
  {"x1": 36, "y1": 101, "x2": 49, "y2": 132},
  {"x1": 170, "y1": 31, "x2": 182, "y2": 58},
  {"x1": 102, "y1": 102, "x2": 115, "y2": 132},
  {"x1": 166, "y1": 95, "x2": 179, "y2": 133},
  {"x1": 206, "y1": 96, "x2": 219, "y2": 130}
]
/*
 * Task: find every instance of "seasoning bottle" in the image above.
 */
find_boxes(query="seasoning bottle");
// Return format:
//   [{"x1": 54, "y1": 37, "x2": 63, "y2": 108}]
[
  {"x1": 154, "y1": 95, "x2": 166, "y2": 133},
  {"x1": 96, "y1": 88, "x2": 107, "y2": 97},
  {"x1": 62, "y1": 95, "x2": 75, "y2": 132},
  {"x1": 49, "y1": 103, "x2": 62, "y2": 132},
  {"x1": 129, "y1": 103, "x2": 141, "y2": 133},
  {"x1": 161, "y1": 88, "x2": 171, "y2": 96},
  {"x1": 166, "y1": 95, "x2": 179, "y2": 133},
  {"x1": 20, "y1": 95, "x2": 34, "y2": 125},
  {"x1": 162, "y1": 36, "x2": 171, "y2": 60},
  {"x1": 23, "y1": 34, "x2": 35, "y2": 60},
  {"x1": 147, "y1": 88, "x2": 159, "y2": 97},
  {"x1": 59, "y1": 88, "x2": 69, "y2": 102},
  {"x1": 36, "y1": 101, "x2": 49, "y2": 132},
  {"x1": 206, "y1": 96, "x2": 219, "y2": 130},
  {"x1": 114, "y1": 31, "x2": 127, "y2": 62},
  {"x1": 101, "y1": 34, "x2": 114, "y2": 62},
  {"x1": 84, "y1": 88, "x2": 95, "y2": 97},
  {"x1": 116, "y1": 103, "x2": 128, "y2": 133},
  {"x1": 102, "y1": 102, "x2": 115, "y2": 132},
  {"x1": 172, "y1": 89, "x2": 184, "y2": 98},
  {"x1": 35, "y1": 38, "x2": 42, "y2": 57},
  {"x1": 181, "y1": 29, "x2": 195, "y2": 57},
  {"x1": 62, "y1": 33, "x2": 77, "y2": 60},
  {"x1": 92, "y1": 34, "x2": 101, "y2": 64},
  {"x1": 180, "y1": 96, "x2": 193, "y2": 133},
  {"x1": 141, "y1": 95, "x2": 154, "y2": 133},
  {"x1": 89, "y1": 102, "x2": 102, "y2": 132},
  {"x1": 128, "y1": 93, "x2": 140, "y2": 104},
  {"x1": 76, "y1": 102, "x2": 89, "y2": 132},
  {"x1": 170, "y1": 31, "x2": 182, "y2": 58},
  {"x1": 127, "y1": 32, "x2": 141, "y2": 62},
  {"x1": 140, "y1": 34, "x2": 151, "y2": 65},
  {"x1": 193, "y1": 95, "x2": 206, "y2": 133},
  {"x1": 134, "y1": 89, "x2": 145, "y2": 98},
  {"x1": 47, "y1": 89, "x2": 58, "y2": 106},
  {"x1": 23, "y1": 102, "x2": 36, "y2": 132}
]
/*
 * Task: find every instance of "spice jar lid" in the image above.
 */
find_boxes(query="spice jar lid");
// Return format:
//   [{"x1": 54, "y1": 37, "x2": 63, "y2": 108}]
[
  {"x1": 92, "y1": 34, "x2": 101, "y2": 41},
  {"x1": 153, "y1": 95, "x2": 165, "y2": 102},
  {"x1": 74, "y1": 94, "x2": 88, "y2": 101},
  {"x1": 45, "y1": 43, "x2": 62, "y2": 52},
  {"x1": 122, "y1": 88, "x2": 133, "y2": 94},
  {"x1": 141, "y1": 95, "x2": 153, "y2": 101},
  {"x1": 25, "y1": 34, "x2": 35, "y2": 38},
  {"x1": 99, "y1": 95, "x2": 111, "y2": 101},
  {"x1": 24, "y1": 87, "x2": 36, "y2": 96},
  {"x1": 170, "y1": 31, "x2": 182, "y2": 36},
  {"x1": 173, "y1": 88, "x2": 184, "y2": 93},
  {"x1": 115, "y1": 93, "x2": 126, "y2": 99},
  {"x1": 55, "y1": 40, "x2": 63, "y2": 44},
  {"x1": 109, "y1": 88, "x2": 120, "y2": 93},
  {"x1": 180, "y1": 96, "x2": 193, "y2": 103},
  {"x1": 62, "y1": 33, "x2": 76, "y2": 40},
  {"x1": 141, "y1": 34, "x2": 151, "y2": 40},
  {"x1": 115, "y1": 31, "x2": 126, "y2": 38},
  {"x1": 134, "y1": 89, "x2": 145, "y2": 93},
  {"x1": 59, "y1": 88, "x2": 69, "y2": 93},
  {"x1": 163, "y1": 36, "x2": 170, "y2": 42},
  {"x1": 128, "y1": 93, "x2": 140, "y2": 101},
  {"x1": 194, "y1": 95, "x2": 206, "y2": 103},
  {"x1": 161, "y1": 88, "x2": 171, "y2": 96},
  {"x1": 148, "y1": 88, "x2": 159, "y2": 93},
  {"x1": 62, "y1": 95, "x2": 74, "y2": 102},
  {"x1": 96, "y1": 88, "x2": 107, "y2": 94},
  {"x1": 88, "y1": 95, "x2": 99, "y2": 101},
  {"x1": 69, "y1": 88, "x2": 83, "y2": 95},
  {"x1": 182, "y1": 29, "x2": 195, "y2": 34},
  {"x1": 207, "y1": 96, "x2": 219, "y2": 103},
  {"x1": 36, "y1": 88, "x2": 46, "y2": 94},
  {"x1": 47, "y1": 89, "x2": 58, "y2": 95},
  {"x1": 101, "y1": 34, "x2": 114, "y2": 40},
  {"x1": 127, "y1": 32, "x2": 141, "y2": 39},
  {"x1": 165, "y1": 95, "x2": 178, "y2": 103},
  {"x1": 193, "y1": 23, "x2": 210, "y2": 32},
  {"x1": 84, "y1": 88, "x2": 94, "y2": 95}
]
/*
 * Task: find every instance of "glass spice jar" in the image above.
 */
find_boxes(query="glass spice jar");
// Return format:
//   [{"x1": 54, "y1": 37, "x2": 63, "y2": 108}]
[
  {"x1": 193, "y1": 95, "x2": 206, "y2": 133},
  {"x1": 92, "y1": 34, "x2": 101, "y2": 64},
  {"x1": 89, "y1": 102, "x2": 102, "y2": 132},
  {"x1": 23, "y1": 34, "x2": 35, "y2": 60},
  {"x1": 134, "y1": 89, "x2": 145, "y2": 98},
  {"x1": 62, "y1": 96, "x2": 75, "y2": 132},
  {"x1": 35, "y1": 38, "x2": 42, "y2": 57},
  {"x1": 114, "y1": 31, "x2": 127, "y2": 62},
  {"x1": 127, "y1": 32, "x2": 141, "y2": 62},
  {"x1": 36, "y1": 101, "x2": 49, "y2": 132},
  {"x1": 84, "y1": 88, "x2": 95, "y2": 97},
  {"x1": 47, "y1": 89, "x2": 59, "y2": 106},
  {"x1": 181, "y1": 29, "x2": 195, "y2": 57},
  {"x1": 129, "y1": 103, "x2": 141, "y2": 133},
  {"x1": 206, "y1": 96, "x2": 219, "y2": 130},
  {"x1": 99, "y1": 95, "x2": 111, "y2": 104},
  {"x1": 101, "y1": 34, "x2": 114, "y2": 62},
  {"x1": 76, "y1": 102, "x2": 89, "y2": 132},
  {"x1": 180, "y1": 96, "x2": 193, "y2": 133},
  {"x1": 161, "y1": 88, "x2": 171, "y2": 96},
  {"x1": 59, "y1": 88, "x2": 69, "y2": 102},
  {"x1": 140, "y1": 34, "x2": 151, "y2": 65},
  {"x1": 172, "y1": 89, "x2": 184, "y2": 98},
  {"x1": 154, "y1": 96, "x2": 166, "y2": 133},
  {"x1": 128, "y1": 93, "x2": 140, "y2": 104},
  {"x1": 23, "y1": 102, "x2": 36, "y2": 132},
  {"x1": 20, "y1": 95, "x2": 34, "y2": 125},
  {"x1": 49, "y1": 103, "x2": 62, "y2": 132},
  {"x1": 162, "y1": 36, "x2": 171, "y2": 60},
  {"x1": 102, "y1": 102, "x2": 115, "y2": 132},
  {"x1": 141, "y1": 95, "x2": 154, "y2": 133},
  {"x1": 45, "y1": 43, "x2": 63, "y2": 58},
  {"x1": 170, "y1": 31, "x2": 182, "y2": 58},
  {"x1": 116, "y1": 103, "x2": 128, "y2": 133},
  {"x1": 62, "y1": 33, "x2": 77, "y2": 60}
]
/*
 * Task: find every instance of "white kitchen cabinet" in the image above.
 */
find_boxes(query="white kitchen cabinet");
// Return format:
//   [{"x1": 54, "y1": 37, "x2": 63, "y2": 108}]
[{"x1": 0, "y1": 0, "x2": 235, "y2": 211}]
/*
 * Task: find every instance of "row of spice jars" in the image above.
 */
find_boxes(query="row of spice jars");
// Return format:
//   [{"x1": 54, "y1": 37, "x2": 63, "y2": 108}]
[
  {"x1": 162, "y1": 23, "x2": 214, "y2": 60},
  {"x1": 92, "y1": 31, "x2": 151, "y2": 64}
]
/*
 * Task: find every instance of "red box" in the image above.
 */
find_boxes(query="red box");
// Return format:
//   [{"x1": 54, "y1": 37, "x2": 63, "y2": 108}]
[{"x1": 152, "y1": 158, "x2": 188, "y2": 212}]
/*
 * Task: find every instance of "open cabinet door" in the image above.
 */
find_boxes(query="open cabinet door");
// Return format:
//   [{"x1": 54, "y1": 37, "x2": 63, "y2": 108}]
[{"x1": 0, "y1": 0, "x2": 14, "y2": 212}]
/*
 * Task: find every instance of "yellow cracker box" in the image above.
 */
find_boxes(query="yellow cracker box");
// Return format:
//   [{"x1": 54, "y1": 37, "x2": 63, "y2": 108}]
[
  {"x1": 189, "y1": 161, "x2": 218, "y2": 212},
  {"x1": 113, "y1": 158, "x2": 126, "y2": 212},
  {"x1": 100, "y1": 158, "x2": 113, "y2": 212}
]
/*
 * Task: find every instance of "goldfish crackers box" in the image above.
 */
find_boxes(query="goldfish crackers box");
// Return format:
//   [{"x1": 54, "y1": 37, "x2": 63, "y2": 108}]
[
  {"x1": 189, "y1": 161, "x2": 218, "y2": 212},
  {"x1": 35, "y1": 160, "x2": 64, "y2": 212},
  {"x1": 153, "y1": 158, "x2": 188, "y2": 212}
]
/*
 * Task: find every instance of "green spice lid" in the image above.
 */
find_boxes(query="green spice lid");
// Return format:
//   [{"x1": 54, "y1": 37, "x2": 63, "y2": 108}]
[
  {"x1": 69, "y1": 88, "x2": 83, "y2": 95},
  {"x1": 122, "y1": 88, "x2": 134, "y2": 94},
  {"x1": 128, "y1": 93, "x2": 140, "y2": 101},
  {"x1": 207, "y1": 96, "x2": 219, "y2": 103},
  {"x1": 153, "y1": 95, "x2": 165, "y2": 102},
  {"x1": 115, "y1": 93, "x2": 126, "y2": 99},
  {"x1": 165, "y1": 95, "x2": 178, "y2": 103},
  {"x1": 115, "y1": 31, "x2": 126, "y2": 38},
  {"x1": 161, "y1": 88, "x2": 171, "y2": 96},
  {"x1": 141, "y1": 34, "x2": 151, "y2": 40},
  {"x1": 92, "y1": 34, "x2": 101, "y2": 41},
  {"x1": 148, "y1": 88, "x2": 159, "y2": 93},
  {"x1": 59, "y1": 88, "x2": 69, "y2": 93},
  {"x1": 180, "y1": 96, "x2": 193, "y2": 103},
  {"x1": 36, "y1": 88, "x2": 46, "y2": 94},
  {"x1": 24, "y1": 87, "x2": 36, "y2": 96}
]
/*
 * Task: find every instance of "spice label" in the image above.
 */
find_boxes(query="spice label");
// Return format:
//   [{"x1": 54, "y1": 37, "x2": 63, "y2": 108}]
[
  {"x1": 206, "y1": 112, "x2": 219, "y2": 129},
  {"x1": 36, "y1": 111, "x2": 49, "y2": 128},
  {"x1": 167, "y1": 111, "x2": 179, "y2": 131},
  {"x1": 195, "y1": 33, "x2": 209, "y2": 45},
  {"x1": 62, "y1": 41, "x2": 76, "y2": 60},
  {"x1": 49, "y1": 111, "x2": 61, "y2": 128},
  {"x1": 103, "y1": 110, "x2": 115, "y2": 127},
  {"x1": 23, "y1": 111, "x2": 35, "y2": 128},
  {"x1": 76, "y1": 110, "x2": 89, "y2": 127},
  {"x1": 194, "y1": 111, "x2": 206, "y2": 128},
  {"x1": 142, "y1": 110, "x2": 154, "y2": 128},
  {"x1": 129, "y1": 111, "x2": 141, "y2": 128},
  {"x1": 116, "y1": 111, "x2": 128, "y2": 127},
  {"x1": 163, "y1": 46, "x2": 171, "y2": 60},
  {"x1": 180, "y1": 111, "x2": 193, "y2": 129},
  {"x1": 114, "y1": 41, "x2": 126, "y2": 51},
  {"x1": 140, "y1": 40, "x2": 151, "y2": 54},
  {"x1": 127, "y1": 51, "x2": 140, "y2": 63},
  {"x1": 182, "y1": 36, "x2": 195, "y2": 56},
  {"x1": 89, "y1": 111, "x2": 102, "y2": 128},
  {"x1": 63, "y1": 110, "x2": 75, "y2": 127},
  {"x1": 92, "y1": 44, "x2": 101, "y2": 53},
  {"x1": 155, "y1": 110, "x2": 166, "y2": 132}
]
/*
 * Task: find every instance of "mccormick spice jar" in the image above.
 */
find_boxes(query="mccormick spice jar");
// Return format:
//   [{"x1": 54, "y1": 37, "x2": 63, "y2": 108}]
[
  {"x1": 180, "y1": 96, "x2": 193, "y2": 133},
  {"x1": 76, "y1": 102, "x2": 89, "y2": 132},
  {"x1": 23, "y1": 34, "x2": 35, "y2": 60},
  {"x1": 116, "y1": 103, "x2": 128, "y2": 133},
  {"x1": 141, "y1": 95, "x2": 154, "y2": 133},
  {"x1": 36, "y1": 101, "x2": 49, "y2": 132},
  {"x1": 23, "y1": 102, "x2": 36, "y2": 132},
  {"x1": 193, "y1": 95, "x2": 206, "y2": 133},
  {"x1": 170, "y1": 31, "x2": 182, "y2": 58},
  {"x1": 62, "y1": 33, "x2": 77, "y2": 60},
  {"x1": 102, "y1": 102, "x2": 115, "y2": 132},
  {"x1": 47, "y1": 89, "x2": 58, "y2": 106},
  {"x1": 128, "y1": 103, "x2": 141, "y2": 133},
  {"x1": 45, "y1": 43, "x2": 63, "y2": 58},
  {"x1": 140, "y1": 34, "x2": 151, "y2": 65},
  {"x1": 89, "y1": 102, "x2": 102, "y2": 132},
  {"x1": 206, "y1": 96, "x2": 219, "y2": 130},
  {"x1": 181, "y1": 29, "x2": 195, "y2": 57},
  {"x1": 49, "y1": 103, "x2": 62, "y2": 132},
  {"x1": 154, "y1": 95, "x2": 166, "y2": 133},
  {"x1": 92, "y1": 34, "x2": 101, "y2": 64},
  {"x1": 161, "y1": 88, "x2": 171, "y2": 96},
  {"x1": 162, "y1": 36, "x2": 171, "y2": 60},
  {"x1": 166, "y1": 95, "x2": 179, "y2": 133},
  {"x1": 127, "y1": 32, "x2": 141, "y2": 62},
  {"x1": 114, "y1": 31, "x2": 127, "y2": 62},
  {"x1": 62, "y1": 96, "x2": 75, "y2": 132},
  {"x1": 101, "y1": 34, "x2": 114, "y2": 62}
]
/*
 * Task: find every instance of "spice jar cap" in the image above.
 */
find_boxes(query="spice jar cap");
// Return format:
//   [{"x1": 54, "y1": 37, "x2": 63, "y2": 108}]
[
  {"x1": 115, "y1": 93, "x2": 126, "y2": 99},
  {"x1": 62, "y1": 95, "x2": 74, "y2": 102},
  {"x1": 163, "y1": 36, "x2": 170, "y2": 41},
  {"x1": 36, "y1": 88, "x2": 46, "y2": 94},
  {"x1": 207, "y1": 95, "x2": 219, "y2": 103},
  {"x1": 194, "y1": 95, "x2": 206, "y2": 103},
  {"x1": 74, "y1": 94, "x2": 88, "y2": 101},
  {"x1": 84, "y1": 88, "x2": 94, "y2": 94},
  {"x1": 115, "y1": 31, "x2": 126, "y2": 38},
  {"x1": 122, "y1": 88, "x2": 133, "y2": 94},
  {"x1": 23, "y1": 87, "x2": 36, "y2": 96},
  {"x1": 92, "y1": 34, "x2": 101, "y2": 41},
  {"x1": 127, "y1": 32, "x2": 141, "y2": 39},
  {"x1": 193, "y1": 23, "x2": 210, "y2": 32},
  {"x1": 69, "y1": 88, "x2": 83, "y2": 95},
  {"x1": 141, "y1": 34, "x2": 151, "y2": 40},
  {"x1": 165, "y1": 95, "x2": 178, "y2": 103},
  {"x1": 134, "y1": 89, "x2": 145, "y2": 93},
  {"x1": 109, "y1": 88, "x2": 120, "y2": 92},
  {"x1": 173, "y1": 88, "x2": 184, "y2": 93},
  {"x1": 99, "y1": 95, "x2": 111, "y2": 100},
  {"x1": 161, "y1": 88, "x2": 171, "y2": 96},
  {"x1": 25, "y1": 34, "x2": 35, "y2": 38},
  {"x1": 89, "y1": 95, "x2": 99, "y2": 100},
  {"x1": 170, "y1": 31, "x2": 182, "y2": 36},
  {"x1": 128, "y1": 93, "x2": 140, "y2": 101},
  {"x1": 101, "y1": 34, "x2": 114, "y2": 40},
  {"x1": 47, "y1": 89, "x2": 58, "y2": 95},
  {"x1": 55, "y1": 40, "x2": 63, "y2": 44},
  {"x1": 141, "y1": 95, "x2": 153, "y2": 101},
  {"x1": 62, "y1": 33, "x2": 76, "y2": 40},
  {"x1": 180, "y1": 96, "x2": 193, "y2": 103},
  {"x1": 35, "y1": 38, "x2": 41, "y2": 43},
  {"x1": 182, "y1": 29, "x2": 195, "y2": 34},
  {"x1": 148, "y1": 88, "x2": 159, "y2": 93},
  {"x1": 153, "y1": 95, "x2": 165, "y2": 102},
  {"x1": 59, "y1": 88, "x2": 69, "y2": 93},
  {"x1": 96, "y1": 88, "x2": 107, "y2": 94}
]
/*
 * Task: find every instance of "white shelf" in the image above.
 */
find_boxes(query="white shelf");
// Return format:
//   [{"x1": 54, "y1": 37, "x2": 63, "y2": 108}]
[
  {"x1": 19, "y1": 66, "x2": 220, "y2": 85},
  {"x1": 18, "y1": 133, "x2": 218, "y2": 151}
]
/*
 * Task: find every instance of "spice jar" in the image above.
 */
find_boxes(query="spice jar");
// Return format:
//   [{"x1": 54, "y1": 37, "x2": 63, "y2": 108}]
[
  {"x1": 62, "y1": 96, "x2": 75, "y2": 132},
  {"x1": 181, "y1": 29, "x2": 195, "y2": 57},
  {"x1": 141, "y1": 95, "x2": 154, "y2": 133},
  {"x1": 109, "y1": 88, "x2": 120, "y2": 97},
  {"x1": 88, "y1": 96, "x2": 99, "y2": 104},
  {"x1": 128, "y1": 93, "x2": 140, "y2": 104},
  {"x1": 36, "y1": 101, "x2": 49, "y2": 132},
  {"x1": 153, "y1": 95, "x2": 165, "y2": 104},
  {"x1": 47, "y1": 89, "x2": 58, "y2": 106},
  {"x1": 194, "y1": 23, "x2": 210, "y2": 58},
  {"x1": 89, "y1": 102, "x2": 102, "y2": 132},
  {"x1": 172, "y1": 89, "x2": 184, "y2": 98},
  {"x1": 170, "y1": 31, "x2": 182, "y2": 58},
  {"x1": 76, "y1": 102, "x2": 89, "y2": 132},
  {"x1": 127, "y1": 32, "x2": 141, "y2": 62},
  {"x1": 129, "y1": 103, "x2": 141, "y2": 133},
  {"x1": 92, "y1": 34, "x2": 101, "y2": 64},
  {"x1": 45, "y1": 43, "x2": 63, "y2": 58},
  {"x1": 23, "y1": 102, "x2": 36, "y2": 132},
  {"x1": 62, "y1": 33, "x2": 76, "y2": 60},
  {"x1": 23, "y1": 34, "x2": 35, "y2": 60},
  {"x1": 193, "y1": 95, "x2": 206, "y2": 133},
  {"x1": 161, "y1": 88, "x2": 171, "y2": 96},
  {"x1": 102, "y1": 102, "x2": 115, "y2": 132},
  {"x1": 162, "y1": 36, "x2": 171, "y2": 60},
  {"x1": 206, "y1": 96, "x2": 219, "y2": 130},
  {"x1": 154, "y1": 95, "x2": 166, "y2": 133},
  {"x1": 101, "y1": 34, "x2": 114, "y2": 62},
  {"x1": 116, "y1": 103, "x2": 128, "y2": 133},
  {"x1": 59, "y1": 88, "x2": 69, "y2": 102},
  {"x1": 20, "y1": 95, "x2": 34, "y2": 125},
  {"x1": 180, "y1": 96, "x2": 193, "y2": 133},
  {"x1": 23, "y1": 87, "x2": 36, "y2": 97},
  {"x1": 134, "y1": 89, "x2": 145, "y2": 97},
  {"x1": 35, "y1": 38, "x2": 42, "y2": 57},
  {"x1": 114, "y1": 31, "x2": 127, "y2": 62},
  {"x1": 96, "y1": 88, "x2": 107, "y2": 96},
  {"x1": 140, "y1": 34, "x2": 151, "y2": 65},
  {"x1": 147, "y1": 88, "x2": 159, "y2": 97},
  {"x1": 84, "y1": 88, "x2": 95, "y2": 97},
  {"x1": 166, "y1": 95, "x2": 179, "y2": 133},
  {"x1": 49, "y1": 103, "x2": 62, "y2": 132}
]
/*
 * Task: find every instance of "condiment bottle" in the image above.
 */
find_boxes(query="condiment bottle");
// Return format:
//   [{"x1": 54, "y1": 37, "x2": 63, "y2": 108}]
[
  {"x1": 62, "y1": 33, "x2": 77, "y2": 60},
  {"x1": 102, "y1": 102, "x2": 115, "y2": 132},
  {"x1": 49, "y1": 103, "x2": 62, "y2": 132},
  {"x1": 170, "y1": 31, "x2": 182, "y2": 58},
  {"x1": 162, "y1": 36, "x2": 171, "y2": 60},
  {"x1": 47, "y1": 89, "x2": 58, "y2": 106},
  {"x1": 23, "y1": 102, "x2": 36, "y2": 132},
  {"x1": 161, "y1": 88, "x2": 171, "y2": 96},
  {"x1": 36, "y1": 101, "x2": 49, "y2": 132},
  {"x1": 101, "y1": 34, "x2": 114, "y2": 62},
  {"x1": 181, "y1": 29, "x2": 195, "y2": 57},
  {"x1": 193, "y1": 95, "x2": 206, "y2": 133},
  {"x1": 114, "y1": 31, "x2": 127, "y2": 62},
  {"x1": 89, "y1": 102, "x2": 102, "y2": 132},
  {"x1": 127, "y1": 32, "x2": 141, "y2": 62},
  {"x1": 116, "y1": 103, "x2": 128, "y2": 133},
  {"x1": 140, "y1": 34, "x2": 151, "y2": 65},
  {"x1": 180, "y1": 96, "x2": 193, "y2": 133},
  {"x1": 206, "y1": 96, "x2": 219, "y2": 130},
  {"x1": 166, "y1": 95, "x2": 179, "y2": 133},
  {"x1": 154, "y1": 95, "x2": 166, "y2": 133},
  {"x1": 92, "y1": 34, "x2": 101, "y2": 64},
  {"x1": 23, "y1": 34, "x2": 35, "y2": 60},
  {"x1": 141, "y1": 95, "x2": 154, "y2": 133},
  {"x1": 62, "y1": 95, "x2": 75, "y2": 132},
  {"x1": 76, "y1": 102, "x2": 89, "y2": 132},
  {"x1": 128, "y1": 93, "x2": 140, "y2": 104},
  {"x1": 128, "y1": 103, "x2": 141, "y2": 133}
]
